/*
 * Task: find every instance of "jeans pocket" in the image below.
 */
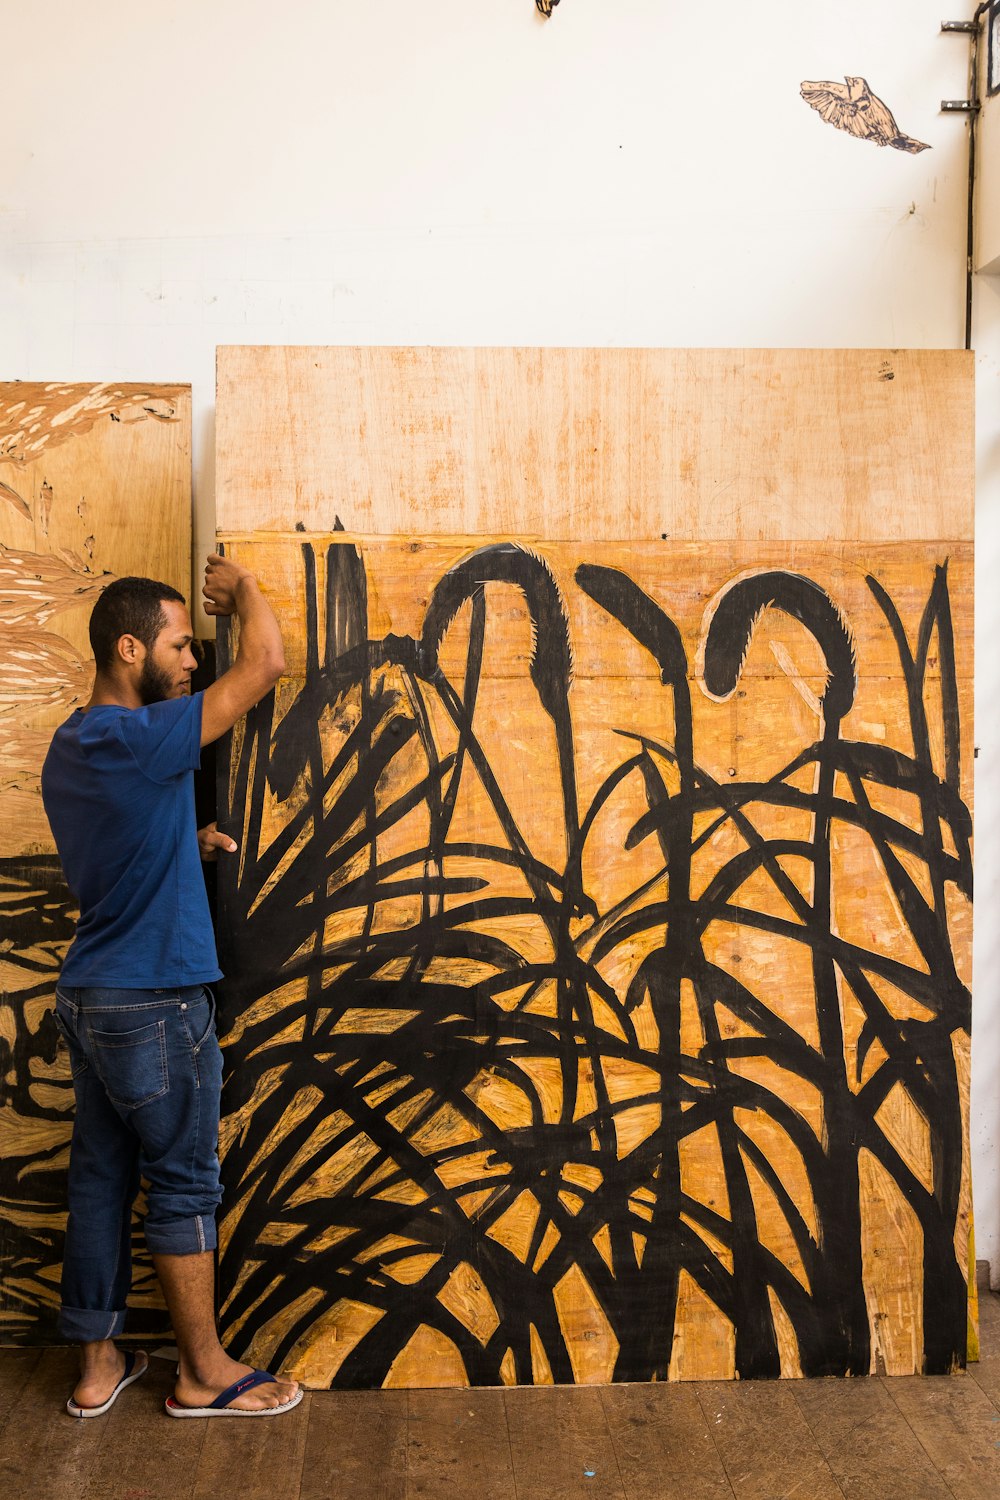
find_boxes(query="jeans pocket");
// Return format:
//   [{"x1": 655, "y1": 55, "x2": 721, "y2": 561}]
[
  {"x1": 180, "y1": 989, "x2": 217, "y2": 1054},
  {"x1": 180, "y1": 991, "x2": 223, "y2": 1094},
  {"x1": 88, "y1": 1019, "x2": 168, "y2": 1109},
  {"x1": 53, "y1": 1005, "x2": 89, "y2": 1080}
]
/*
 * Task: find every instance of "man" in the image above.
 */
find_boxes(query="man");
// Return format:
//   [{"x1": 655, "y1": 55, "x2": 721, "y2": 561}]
[{"x1": 41, "y1": 553, "x2": 301, "y2": 1419}]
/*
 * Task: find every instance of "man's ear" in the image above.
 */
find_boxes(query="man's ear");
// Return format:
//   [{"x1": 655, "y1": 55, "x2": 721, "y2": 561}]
[{"x1": 115, "y1": 633, "x2": 143, "y2": 667}]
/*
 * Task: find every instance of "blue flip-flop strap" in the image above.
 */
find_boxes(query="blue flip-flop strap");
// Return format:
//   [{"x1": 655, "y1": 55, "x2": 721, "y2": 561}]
[{"x1": 208, "y1": 1370, "x2": 277, "y2": 1410}]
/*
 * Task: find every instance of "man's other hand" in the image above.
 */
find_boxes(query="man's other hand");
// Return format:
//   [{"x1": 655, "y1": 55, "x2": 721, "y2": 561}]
[
  {"x1": 203, "y1": 554, "x2": 253, "y2": 617},
  {"x1": 197, "y1": 823, "x2": 238, "y2": 862}
]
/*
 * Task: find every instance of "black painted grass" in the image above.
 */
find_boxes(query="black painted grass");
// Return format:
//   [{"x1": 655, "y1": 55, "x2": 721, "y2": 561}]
[{"x1": 214, "y1": 542, "x2": 972, "y2": 1385}]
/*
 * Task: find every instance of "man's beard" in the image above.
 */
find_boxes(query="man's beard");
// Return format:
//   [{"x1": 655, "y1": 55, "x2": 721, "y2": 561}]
[{"x1": 138, "y1": 656, "x2": 174, "y2": 705}]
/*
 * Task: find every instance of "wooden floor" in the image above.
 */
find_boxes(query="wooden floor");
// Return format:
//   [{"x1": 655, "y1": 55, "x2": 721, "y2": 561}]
[{"x1": 4, "y1": 1297, "x2": 1000, "y2": 1500}]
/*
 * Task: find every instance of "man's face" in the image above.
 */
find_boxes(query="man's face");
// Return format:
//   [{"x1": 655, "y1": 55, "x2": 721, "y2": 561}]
[{"x1": 138, "y1": 601, "x2": 199, "y2": 705}]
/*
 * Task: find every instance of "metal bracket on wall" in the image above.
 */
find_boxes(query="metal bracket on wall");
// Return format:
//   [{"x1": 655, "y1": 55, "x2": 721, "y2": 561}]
[
  {"x1": 941, "y1": 8, "x2": 990, "y2": 348},
  {"x1": 941, "y1": 18, "x2": 983, "y2": 111}
]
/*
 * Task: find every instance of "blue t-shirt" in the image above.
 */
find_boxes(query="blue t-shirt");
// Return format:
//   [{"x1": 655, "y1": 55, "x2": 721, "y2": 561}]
[{"x1": 40, "y1": 694, "x2": 222, "y2": 987}]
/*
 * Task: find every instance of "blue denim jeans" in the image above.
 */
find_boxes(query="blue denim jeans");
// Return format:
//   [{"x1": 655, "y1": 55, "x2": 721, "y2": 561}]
[{"x1": 54, "y1": 984, "x2": 224, "y2": 1343}]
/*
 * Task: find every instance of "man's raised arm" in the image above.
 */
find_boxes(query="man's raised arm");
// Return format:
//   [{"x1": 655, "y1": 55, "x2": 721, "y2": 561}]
[{"x1": 199, "y1": 553, "x2": 285, "y2": 747}]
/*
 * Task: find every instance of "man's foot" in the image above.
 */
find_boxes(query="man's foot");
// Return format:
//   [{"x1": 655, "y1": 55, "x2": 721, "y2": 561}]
[
  {"x1": 172, "y1": 1356, "x2": 300, "y2": 1415},
  {"x1": 68, "y1": 1346, "x2": 148, "y2": 1418}
]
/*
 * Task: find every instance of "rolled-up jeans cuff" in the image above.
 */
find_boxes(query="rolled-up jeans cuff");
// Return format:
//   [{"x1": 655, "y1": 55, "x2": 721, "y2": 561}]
[
  {"x1": 59, "y1": 1305, "x2": 127, "y2": 1342},
  {"x1": 144, "y1": 1212, "x2": 218, "y2": 1256}
]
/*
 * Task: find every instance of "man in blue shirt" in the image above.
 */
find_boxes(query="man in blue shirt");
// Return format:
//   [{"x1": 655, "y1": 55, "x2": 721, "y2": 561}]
[{"x1": 41, "y1": 553, "x2": 301, "y2": 1419}]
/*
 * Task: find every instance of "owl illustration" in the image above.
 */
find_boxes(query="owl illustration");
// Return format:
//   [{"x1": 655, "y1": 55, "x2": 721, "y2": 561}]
[{"x1": 800, "y1": 76, "x2": 931, "y2": 153}]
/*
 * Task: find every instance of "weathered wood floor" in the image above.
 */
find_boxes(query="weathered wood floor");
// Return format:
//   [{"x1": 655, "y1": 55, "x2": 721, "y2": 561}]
[{"x1": 3, "y1": 1295, "x2": 1000, "y2": 1500}]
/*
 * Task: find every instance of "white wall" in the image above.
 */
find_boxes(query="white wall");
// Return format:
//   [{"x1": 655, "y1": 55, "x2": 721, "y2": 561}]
[{"x1": 5, "y1": 0, "x2": 1000, "y2": 1281}]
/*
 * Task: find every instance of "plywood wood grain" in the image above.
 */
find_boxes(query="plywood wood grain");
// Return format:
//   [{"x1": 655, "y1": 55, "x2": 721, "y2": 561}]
[
  {"x1": 0, "y1": 381, "x2": 191, "y2": 1343},
  {"x1": 0, "y1": 382, "x2": 191, "y2": 857},
  {"x1": 215, "y1": 347, "x2": 973, "y2": 542}
]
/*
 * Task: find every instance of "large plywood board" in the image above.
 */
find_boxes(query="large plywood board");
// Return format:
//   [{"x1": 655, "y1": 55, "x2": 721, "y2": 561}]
[
  {"x1": 214, "y1": 532, "x2": 973, "y2": 1388},
  {"x1": 216, "y1": 347, "x2": 973, "y2": 541},
  {"x1": 214, "y1": 347, "x2": 973, "y2": 1389},
  {"x1": 0, "y1": 382, "x2": 191, "y2": 1341}
]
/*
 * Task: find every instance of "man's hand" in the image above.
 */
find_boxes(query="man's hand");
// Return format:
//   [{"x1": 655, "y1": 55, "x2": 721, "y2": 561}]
[
  {"x1": 198, "y1": 823, "x2": 238, "y2": 862},
  {"x1": 203, "y1": 553, "x2": 254, "y2": 618},
  {"x1": 199, "y1": 551, "x2": 285, "y2": 748}
]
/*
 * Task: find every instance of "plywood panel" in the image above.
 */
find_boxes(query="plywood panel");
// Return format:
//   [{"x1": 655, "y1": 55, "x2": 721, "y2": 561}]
[
  {"x1": 214, "y1": 531, "x2": 972, "y2": 1388},
  {"x1": 0, "y1": 382, "x2": 192, "y2": 857},
  {"x1": 0, "y1": 381, "x2": 191, "y2": 1342},
  {"x1": 215, "y1": 347, "x2": 973, "y2": 541}
]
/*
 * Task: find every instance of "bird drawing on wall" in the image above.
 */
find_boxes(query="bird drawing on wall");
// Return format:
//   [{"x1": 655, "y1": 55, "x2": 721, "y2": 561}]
[{"x1": 800, "y1": 76, "x2": 931, "y2": 153}]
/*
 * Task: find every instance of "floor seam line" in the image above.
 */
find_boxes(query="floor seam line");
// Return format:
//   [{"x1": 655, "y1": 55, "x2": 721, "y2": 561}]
[
  {"x1": 788, "y1": 1381, "x2": 851, "y2": 1500},
  {"x1": 692, "y1": 1383, "x2": 743, "y2": 1500},
  {"x1": 878, "y1": 1378, "x2": 965, "y2": 1500},
  {"x1": 596, "y1": 1383, "x2": 630, "y2": 1499},
  {"x1": 502, "y1": 1388, "x2": 521, "y2": 1500},
  {"x1": 404, "y1": 1386, "x2": 411, "y2": 1500}
]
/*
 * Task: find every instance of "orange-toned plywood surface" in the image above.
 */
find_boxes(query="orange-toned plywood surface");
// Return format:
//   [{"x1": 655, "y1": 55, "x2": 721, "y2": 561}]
[{"x1": 216, "y1": 347, "x2": 973, "y2": 542}]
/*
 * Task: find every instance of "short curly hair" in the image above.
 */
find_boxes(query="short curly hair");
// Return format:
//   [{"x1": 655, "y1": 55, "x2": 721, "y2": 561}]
[{"x1": 89, "y1": 576, "x2": 186, "y2": 671}]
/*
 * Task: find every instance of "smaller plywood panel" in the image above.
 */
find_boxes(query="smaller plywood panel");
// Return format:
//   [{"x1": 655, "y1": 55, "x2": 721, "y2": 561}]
[
  {"x1": 215, "y1": 347, "x2": 974, "y2": 542},
  {"x1": 0, "y1": 382, "x2": 191, "y2": 857},
  {"x1": 0, "y1": 382, "x2": 191, "y2": 1346}
]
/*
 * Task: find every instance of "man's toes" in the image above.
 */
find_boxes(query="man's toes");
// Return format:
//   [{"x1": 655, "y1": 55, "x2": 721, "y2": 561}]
[
  {"x1": 248, "y1": 1383, "x2": 295, "y2": 1411},
  {"x1": 231, "y1": 1374, "x2": 299, "y2": 1411}
]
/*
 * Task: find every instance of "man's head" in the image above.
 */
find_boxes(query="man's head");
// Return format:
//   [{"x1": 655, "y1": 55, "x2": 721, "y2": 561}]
[{"x1": 90, "y1": 577, "x2": 197, "y2": 705}]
